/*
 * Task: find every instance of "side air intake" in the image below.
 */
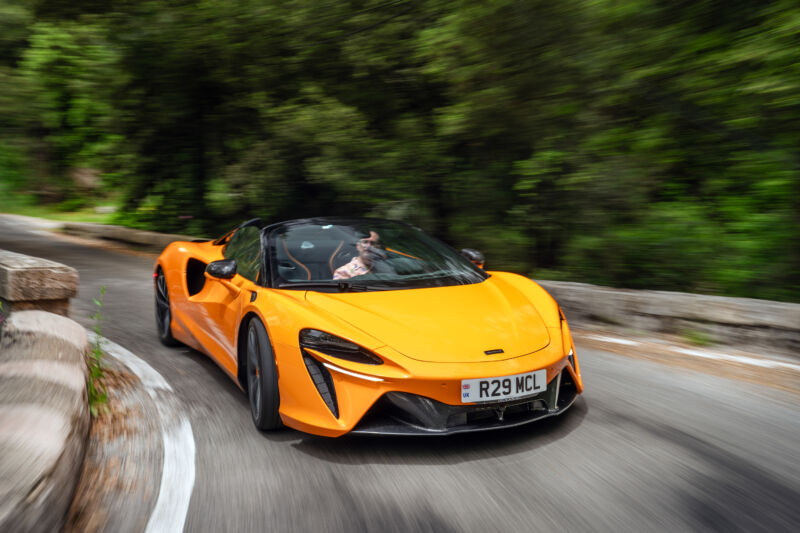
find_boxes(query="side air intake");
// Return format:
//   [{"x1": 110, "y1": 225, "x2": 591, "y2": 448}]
[{"x1": 302, "y1": 351, "x2": 339, "y2": 418}]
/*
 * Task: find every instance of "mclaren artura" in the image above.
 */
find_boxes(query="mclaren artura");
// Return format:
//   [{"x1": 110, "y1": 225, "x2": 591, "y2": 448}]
[{"x1": 154, "y1": 218, "x2": 583, "y2": 437}]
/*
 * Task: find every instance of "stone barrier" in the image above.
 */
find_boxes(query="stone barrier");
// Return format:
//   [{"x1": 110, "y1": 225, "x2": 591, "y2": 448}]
[
  {"x1": 61, "y1": 221, "x2": 199, "y2": 253},
  {"x1": 538, "y1": 280, "x2": 800, "y2": 353},
  {"x1": 0, "y1": 311, "x2": 89, "y2": 533},
  {"x1": 0, "y1": 250, "x2": 88, "y2": 532},
  {"x1": 0, "y1": 250, "x2": 79, "y2": 316}
]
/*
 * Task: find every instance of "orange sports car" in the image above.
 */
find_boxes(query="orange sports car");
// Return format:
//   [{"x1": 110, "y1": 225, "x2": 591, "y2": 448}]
[{"x1": 154, "y1": 218, "x2": 583, "y2": 437}]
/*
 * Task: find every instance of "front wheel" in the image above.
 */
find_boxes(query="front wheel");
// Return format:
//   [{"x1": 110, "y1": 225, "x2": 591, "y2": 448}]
[
  {"x1": 155, "y1": 269, "x2": 179, "y2": 346},
  {"x1": 246, "y1": 319, "x2": 281, "y2": 430}
]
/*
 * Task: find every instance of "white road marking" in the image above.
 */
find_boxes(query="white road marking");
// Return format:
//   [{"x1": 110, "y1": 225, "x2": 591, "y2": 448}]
[
  {"x1": 96, "y1": 337, "x2": 174, "y2": 391},
  {"x1": 673, "y1": 347, "x2": 800, "y2": 371},
  {"x1": 586, "y1": 335, "x2": 641, "y2": 346},
  {"x1": 585, "y1": 333, "x2": 800, "y2": 372},
  {"x1": 149, "y1": 417, "x2": 196, "y2": 533},
  {"x1": 88, "y1": 332, "x2": 195, "y2": 533}
]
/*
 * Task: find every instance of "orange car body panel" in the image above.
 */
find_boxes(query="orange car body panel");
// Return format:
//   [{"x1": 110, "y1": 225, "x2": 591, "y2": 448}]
[{"x1": 156, "y1": 240, "x2": 583, "y2": 437}]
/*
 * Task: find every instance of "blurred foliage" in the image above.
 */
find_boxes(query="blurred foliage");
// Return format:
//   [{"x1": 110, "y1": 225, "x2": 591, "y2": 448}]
[
  {"x1": 87, "y1": 285, "x2": 108, "y2": 417},
  {"x1": 1, "y1": 0, "x2": 798, "y2": 301}
]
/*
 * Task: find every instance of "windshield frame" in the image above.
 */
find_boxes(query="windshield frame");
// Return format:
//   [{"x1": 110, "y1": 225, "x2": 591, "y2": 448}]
[{"x1": 263, "y1": 217, "x2": 489, "y2": 292}]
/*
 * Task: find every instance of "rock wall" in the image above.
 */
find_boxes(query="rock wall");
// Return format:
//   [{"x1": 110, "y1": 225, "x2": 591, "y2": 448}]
[
  {"x1": 0, "y1": 311, "x2": 89, "y2": 533},
  {"x1": 538, "y1": 280, "x2": 800, "y2": 354},
  {"x1": 0, "y1": 250, "x2": 79, "y2": 316}
]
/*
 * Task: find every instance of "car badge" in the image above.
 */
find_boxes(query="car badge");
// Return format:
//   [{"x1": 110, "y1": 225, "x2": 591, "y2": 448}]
[{"x1": 484, "y1": 349, "x2": 504, "y2": 355}]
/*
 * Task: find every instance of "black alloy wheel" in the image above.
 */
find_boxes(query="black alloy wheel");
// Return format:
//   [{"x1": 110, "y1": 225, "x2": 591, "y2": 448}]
[
  {"x1": 155, "y1": 269, "x2": 179, "y2": 346},
  {"x1": 246, "y1": 318, "x2": 281, "y2": 430}
]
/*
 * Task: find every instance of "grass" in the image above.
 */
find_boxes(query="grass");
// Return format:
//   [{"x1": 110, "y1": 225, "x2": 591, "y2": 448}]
[
  {"x1": 4, "y1": 205, "x2": 117, "y2": 224},
  {"x1": 681, "y1": 328, "x2": 714, "y2": 347},
  {"x1": 0, "y1": 188, "x2": 117, "y2": 224},
  {"x1": 87, "y1": 286, "x2": 109, "y2": 417}
]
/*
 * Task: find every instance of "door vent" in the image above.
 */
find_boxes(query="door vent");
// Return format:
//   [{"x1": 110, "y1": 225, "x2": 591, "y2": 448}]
[{"x1": 186, "y1": 258, "x2": 207, "y2": 296}]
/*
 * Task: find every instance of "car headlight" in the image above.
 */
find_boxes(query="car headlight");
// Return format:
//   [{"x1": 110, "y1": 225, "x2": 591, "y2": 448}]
[
  {"x1": 299, "y1": 329, "x2": 383, "y2": 365},
  {"x1": 568, "y1": 347, "x2": 575, "y2": 368}
]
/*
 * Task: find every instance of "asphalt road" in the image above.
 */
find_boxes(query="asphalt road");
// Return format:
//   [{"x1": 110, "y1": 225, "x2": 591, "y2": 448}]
[{"x1": 2, "y1": 215, "x2": 799, "y2": 533}]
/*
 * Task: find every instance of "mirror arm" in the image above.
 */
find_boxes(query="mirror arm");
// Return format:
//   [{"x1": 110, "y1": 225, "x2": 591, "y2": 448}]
[
  {"x1": 204, "y1": 272, "x2": 242, "y2": 294},
  {"x1": 219, "y1": 279, "x2": 241, "y2": 294}
]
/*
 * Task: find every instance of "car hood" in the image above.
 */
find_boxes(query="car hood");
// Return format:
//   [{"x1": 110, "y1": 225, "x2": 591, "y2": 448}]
[{"x1": 305, "y1": 277, "x2": 550, "y2": 363}]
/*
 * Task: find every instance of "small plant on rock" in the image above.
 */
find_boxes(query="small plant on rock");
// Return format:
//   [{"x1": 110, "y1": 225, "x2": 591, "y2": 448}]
[
  {"x1": 0, "y1": 300, "x2": 8, "y2": 334},
  {"x1": 682, "y1": 328, "x2": 713, "y2": 347},
  {"x1": 87, "y1": 286, "x2": 109, "y2": 416}
]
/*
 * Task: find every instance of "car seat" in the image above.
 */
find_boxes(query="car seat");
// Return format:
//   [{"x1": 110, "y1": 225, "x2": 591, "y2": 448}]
[
  {"x1": 329, "y1": 241, "x2": 357, "y2": 276},
  {"x1": 279, "y1": 234, "x2": 347, "y2": 280}
]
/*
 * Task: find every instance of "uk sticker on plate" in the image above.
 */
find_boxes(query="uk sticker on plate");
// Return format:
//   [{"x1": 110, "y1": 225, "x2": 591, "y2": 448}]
[{"x1": 461, "y1": 369, "x2": 547, "y2": 403}]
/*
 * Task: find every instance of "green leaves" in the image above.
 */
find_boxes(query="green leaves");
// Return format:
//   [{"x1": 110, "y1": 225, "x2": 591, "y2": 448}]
[
  {"x1": 4, "y1": 0, "x2": 800, "y2": 301},
  {"x1": 87, "y1": 285, "x2": 107, "y2": 417}
]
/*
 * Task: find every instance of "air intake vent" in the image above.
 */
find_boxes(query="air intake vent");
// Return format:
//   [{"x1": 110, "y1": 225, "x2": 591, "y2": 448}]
[
  {"x1": 557, "y1": 369, "x2": 578, "y2": 410},
  {"x1": 186, "y1": 258, "x2": 207, "y2": 296},
  {"x1": 302, "y1": 351, "x2": 339, "y2": 418}
]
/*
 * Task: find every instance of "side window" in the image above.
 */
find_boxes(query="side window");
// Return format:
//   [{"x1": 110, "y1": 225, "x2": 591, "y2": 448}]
[{"x1": 223, "y1": 226, "x2": 262, "y2": 283}]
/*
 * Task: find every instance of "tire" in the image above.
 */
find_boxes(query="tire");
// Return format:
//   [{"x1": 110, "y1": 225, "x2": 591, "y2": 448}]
[
  {"x1": 246, "y1": 318, "x2": 281, "y2": 430},
  {"x1": 155, "y1": 269, "x2": 180, "y2": 347}
]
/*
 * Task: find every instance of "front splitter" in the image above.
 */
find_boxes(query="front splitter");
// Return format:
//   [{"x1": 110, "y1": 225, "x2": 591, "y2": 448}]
[{"x1": 349, "y1": 390, "x2": 579, "y2": 437}]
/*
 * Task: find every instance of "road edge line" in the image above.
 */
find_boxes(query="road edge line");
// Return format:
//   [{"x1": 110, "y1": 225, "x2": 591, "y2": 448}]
[{"x1": 87, "y1": 332, "x2": 196, "y2": 533}]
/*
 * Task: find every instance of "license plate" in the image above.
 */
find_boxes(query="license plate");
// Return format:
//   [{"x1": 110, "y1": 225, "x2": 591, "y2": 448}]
[{"x1": 461, "y1": 369, "x2": 547, "y2": 403}]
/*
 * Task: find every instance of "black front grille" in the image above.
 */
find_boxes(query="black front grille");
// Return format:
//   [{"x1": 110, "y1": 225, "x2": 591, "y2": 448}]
[{"x1": 302, "y1": 351, "x2": 339, "y2": 418}]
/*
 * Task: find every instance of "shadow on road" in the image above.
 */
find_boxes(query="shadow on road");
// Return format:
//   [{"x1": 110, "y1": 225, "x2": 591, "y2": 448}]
[{"x1": 590, "y1": 401, "x2": 800, "y2": 532}]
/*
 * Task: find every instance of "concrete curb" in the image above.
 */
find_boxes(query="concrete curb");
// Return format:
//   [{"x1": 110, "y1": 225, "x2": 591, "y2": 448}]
[
  {"x1": 0, "y1": 311, "x2": 90, "y2": 533},
  {"x1": 64, "y1": 340, "x2": 165, "y2": 533},
  {"x1": 0, "y1": 249, "x2": 79, "y2": 316},
  {"x1": 60, "y1": 222, "x2": 200, "y2": 253},
  {"x1": 539, "y1": 280, "x2": 800, "y2": 354}
]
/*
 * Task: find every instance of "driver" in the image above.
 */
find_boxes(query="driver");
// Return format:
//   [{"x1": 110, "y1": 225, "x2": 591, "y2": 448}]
[{"x1": 333, "y1": 231, "x2": 381, "y2": 280}]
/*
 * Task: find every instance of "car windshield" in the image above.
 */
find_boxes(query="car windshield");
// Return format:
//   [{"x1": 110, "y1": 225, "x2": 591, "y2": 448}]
[{"x1": 268, "y1": 219, "x2": 488, "y2": 291}]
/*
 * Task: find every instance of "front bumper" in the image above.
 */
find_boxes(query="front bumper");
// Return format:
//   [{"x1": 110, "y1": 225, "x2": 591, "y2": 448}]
[
  {"x1": 276, "y1": 329, "x2": 583, "y2": 437},
  {"x1": 349, "y1": 367, "x2": 579, "y2": 436}
]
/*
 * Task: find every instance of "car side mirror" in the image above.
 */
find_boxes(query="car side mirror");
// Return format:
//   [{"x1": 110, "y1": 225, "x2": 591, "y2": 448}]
[
  {"x1": 460, "y1": 248, "x2": 485, "y2": 269},
  {"x1": 206, "y1": 259, "x2": 237, "y2": 279}
]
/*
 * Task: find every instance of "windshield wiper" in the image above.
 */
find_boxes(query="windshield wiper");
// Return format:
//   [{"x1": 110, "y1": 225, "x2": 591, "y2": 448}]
[{"x1": 277, "y1": 281, "x2": 369, "y2": 292}]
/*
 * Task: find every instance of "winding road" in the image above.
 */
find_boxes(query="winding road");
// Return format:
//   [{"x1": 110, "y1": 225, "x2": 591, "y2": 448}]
[{"x1": 1, "y1": 214, "x2": 798, "y2": 532}]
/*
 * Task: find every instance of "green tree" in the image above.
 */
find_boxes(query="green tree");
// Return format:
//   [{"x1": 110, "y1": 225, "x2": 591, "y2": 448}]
[
  {"x1": 4, "y1": 0, "x2": 800, "y2": 301},
  {"x1": 19, "y1": 19, "x2": 122, "y2": 200}
]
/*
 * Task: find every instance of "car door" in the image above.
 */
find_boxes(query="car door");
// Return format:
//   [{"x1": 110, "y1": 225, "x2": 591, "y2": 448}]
[{"x1": 191, "y1": 225, "x2": 263, "y2": 374}]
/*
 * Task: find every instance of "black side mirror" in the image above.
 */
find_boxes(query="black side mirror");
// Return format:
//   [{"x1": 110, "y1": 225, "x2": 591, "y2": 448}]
[
  {"x1": 460, "y1": 248, "x2": 485, "y2": 269},
  {"x1": 206, "y1": 259, "x2": 237, "y2": 279}
]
